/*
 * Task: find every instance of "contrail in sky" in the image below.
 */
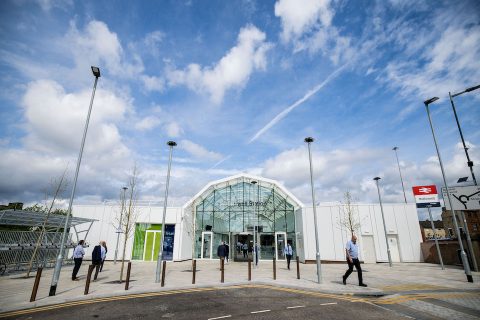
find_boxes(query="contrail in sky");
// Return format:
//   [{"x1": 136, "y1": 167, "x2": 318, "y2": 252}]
[{"x1": 248, "y1": 64, "x2": 347, "y2": 144}]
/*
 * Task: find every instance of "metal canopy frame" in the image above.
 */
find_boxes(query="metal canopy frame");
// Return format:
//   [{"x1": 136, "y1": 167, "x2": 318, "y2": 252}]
[{"x1": 0, "y1": 210, "x2": 97, "y2": 243}]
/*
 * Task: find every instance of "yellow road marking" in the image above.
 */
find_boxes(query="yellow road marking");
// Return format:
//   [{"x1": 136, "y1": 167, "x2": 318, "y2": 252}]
[{"x1": 0, "y1": 284, "x2": 364, "y2": 318}]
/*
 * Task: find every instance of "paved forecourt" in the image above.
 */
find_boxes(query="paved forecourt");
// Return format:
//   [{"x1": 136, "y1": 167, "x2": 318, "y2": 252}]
[{"x1": 0, "y1": 260, "x2": 479, "y2": 317}]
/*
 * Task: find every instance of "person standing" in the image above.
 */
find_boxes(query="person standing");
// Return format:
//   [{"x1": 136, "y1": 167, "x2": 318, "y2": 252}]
[
  {"x1": 284, "y1": 242, "x2": 293, "y2": 270},
  {"x1": 217, "y1": 241, "x2": 227, "y2": 267},
  {"x1": 342, "y1": 235, "x2": 367, "y2": 287},
  {"x1": 242, "y1": 242, "x2": 248, "y2": 258},
  {"x1": 92, "y1": 242, "x2": 103, "y2": 281},
  {"x1": 71, "y1": 240, "x2": 85, "y2": 281},
  {"x1": 99, "y1": 241, "x2": 107, "y2": 272},
  {"x1": 225, "y1": 242, "x2": 230, "y2": 263}
]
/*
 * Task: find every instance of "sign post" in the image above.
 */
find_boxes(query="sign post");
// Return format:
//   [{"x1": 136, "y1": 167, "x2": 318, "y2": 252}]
[
  {"x1": 412, "y1": 185, "x2": 444, "y2": 270},
  {"x1": 441, "y1": 186, "x2": 479, "y2": 272}
]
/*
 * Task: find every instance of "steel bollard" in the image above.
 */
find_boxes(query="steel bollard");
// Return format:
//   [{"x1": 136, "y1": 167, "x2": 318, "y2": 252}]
[
  {"x1": 273, "y1": 257, "x2": 276, "y2": 280},
  {"x1": 84, "y1": 265, "x2": 95, "y2": 295},
  {"x1": 221, "y1": 258, "x2": 224, "y2": 283},
  {"x1": 161, "y1": 260, "x2": 166, "y2": 287},
  {"x1": 296, "y1": 256, "x2": 300, "y2": 279},
  {"x1": 30, "y1": 267, "x2": 43, "y2": 302},
  {"x1": 248, "y1": 259, "x2": 252, "y2": 281},
  {"x1": 125, "y1": 262, "x2": 132, "y2": 290},
  {"x1": 192, "y1": 259, "x2": 196, "y2": 284}
]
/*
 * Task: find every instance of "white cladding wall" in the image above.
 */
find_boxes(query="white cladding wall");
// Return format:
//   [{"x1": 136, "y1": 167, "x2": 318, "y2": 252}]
[
  {"x1": 300, "y1": 203, "x2": 423, "y2": 262},
  {"x1": 72, "y1": 202, "x2": 423, "y2": 263},
  {"x1": 71, "y1": 203, "x2": 190, "y2": 261}
]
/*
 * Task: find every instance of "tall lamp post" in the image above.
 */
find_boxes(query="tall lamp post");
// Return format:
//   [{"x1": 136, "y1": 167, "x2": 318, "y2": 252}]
[
  {"x1": 49, "y1": 66, "x2": 101, "y2": 296},
  {"x1": 114, "y1": 186, "x2": 128, "y2": 264},
  {"x1": 449, "y1": 84, "x2": 480, "y2": 186},
  {"x1": 251, "y1": 180, "x2": 258, "y2": 268},
  {"x1": 304, "y1": 137, "x2": 322, "y2": 284},
  {"x1": 392, "y1": 147, "x2": 407, "y2": 203},
  {"x1": 424, "y1": 97, "x2": 473, "y2": 282},
  {"x1": 373, "y1": 177, "x2": 392, "y2": 267},
  {"x1": 156, "y1": 141, "x2": 177, "y2": 283},
  {"x1": 449, "y1": 84, "x2": 479, "y2": 272}
]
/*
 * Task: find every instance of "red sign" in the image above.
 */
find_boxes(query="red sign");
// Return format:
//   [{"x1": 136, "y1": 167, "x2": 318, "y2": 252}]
[
  {"x1": 412, "y1": 185, "x2": 441, "y2": 208},
  {"x1": 412, "y1": 185, "x2": 437, "y2": 196}
]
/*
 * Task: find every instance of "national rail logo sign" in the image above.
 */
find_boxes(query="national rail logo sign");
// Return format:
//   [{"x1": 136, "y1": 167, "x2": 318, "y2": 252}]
[{"x1": 412, "y1": 185, "x2": 441, "y2": 208}]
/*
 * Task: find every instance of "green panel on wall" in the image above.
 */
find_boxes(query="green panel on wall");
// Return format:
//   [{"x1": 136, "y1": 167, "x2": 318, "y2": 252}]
[
  {"x1": 144, "y1": 232, "x2": 154, "y2": 261},
  {"x1": 131, "y1": 223, "x2": 163, "y2": 260}
]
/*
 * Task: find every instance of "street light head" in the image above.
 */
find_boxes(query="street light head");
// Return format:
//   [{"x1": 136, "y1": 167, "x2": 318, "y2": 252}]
[
  {"x1": 373, "y1": 177, "x2": 381, "y2": 181},
  {"x1": 251, "y1": 180, "x2": 257, "y2": 185},
  {"x1": 465, "y1": 84, "x2": 480, "y2": 92},
  {"x1": 122, "y1": 186, "x2": 128, "y2": 191},
  {"x1": 304, "y1": 137, "x2": 314, "y2": 143},
  {"x1": 167, "y1": 141, "x2": 177, "y2": 147},
  {"x1": 393, "y1": 147, "x2": 398, "y2": 151},
  {"x1": 424, "y1": 97, "x2": 439, "y2": 105},
  {"x1": 91, "y1": 66, "x2": 101, "y2": 78}
]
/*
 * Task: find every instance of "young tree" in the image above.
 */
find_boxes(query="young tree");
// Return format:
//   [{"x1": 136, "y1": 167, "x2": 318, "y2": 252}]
[
  {"x1": 118, "y1": 165, "x2": 140, "y2": 283},
  {"x1": 337, "y1": 191, "x2": 361, "y2": 236},
  {"x1": 26, "y1": 167, "x2": 69, "y2": 277}
]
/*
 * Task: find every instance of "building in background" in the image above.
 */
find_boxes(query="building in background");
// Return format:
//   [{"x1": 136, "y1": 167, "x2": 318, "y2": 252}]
[
  {"x1": 72, "y1": 174, "x2": 423, "y2": 263},
  {"x1": 419, "y1": 220, "x2": 446, "y2": 241}
]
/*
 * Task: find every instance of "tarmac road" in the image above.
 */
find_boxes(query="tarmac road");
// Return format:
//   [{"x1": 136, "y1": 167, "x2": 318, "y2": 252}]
[{"x1": 2, "y1": 285, "x2": 409, "y2": 320}]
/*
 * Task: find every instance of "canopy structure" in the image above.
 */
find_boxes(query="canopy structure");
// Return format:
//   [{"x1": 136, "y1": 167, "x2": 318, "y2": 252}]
[{"x1": 0, "y1": 209, "x2": 97, "y2": 243}]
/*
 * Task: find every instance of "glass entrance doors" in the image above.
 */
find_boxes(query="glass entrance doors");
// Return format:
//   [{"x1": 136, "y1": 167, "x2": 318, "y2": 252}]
[
  {"x1": 275, "y1": 232, "x2": 287, "y2": 260},
  {"x1": 201, "y1": 232, "x2": 213, "y2": 259},
  {"x1": 233, "y1": 234, "x2": 252, "y2": 262}
]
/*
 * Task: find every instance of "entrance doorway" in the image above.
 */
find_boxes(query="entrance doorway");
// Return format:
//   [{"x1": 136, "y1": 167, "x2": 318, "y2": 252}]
[
  {"x1": 233, "y1": 234, "x2": 253, "y2": 262},
  {"x1": 201, "y1": 231, "x2": 213, "y2": 259},
  {"x1": 275, "y1": 232, "x2": 287, "y2": 260}
]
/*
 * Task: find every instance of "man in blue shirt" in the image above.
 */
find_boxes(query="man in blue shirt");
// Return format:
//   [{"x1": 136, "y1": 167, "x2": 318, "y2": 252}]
[
  {"x1": 342, "y1": 235, "x2": 367, "y2": 287},
  {"x1": 284, "y1": 242, "x2": 293, "y2": 270}
]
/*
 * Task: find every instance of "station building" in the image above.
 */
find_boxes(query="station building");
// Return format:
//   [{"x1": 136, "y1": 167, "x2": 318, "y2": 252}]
[{"x1": 72, "y1": 174, "x2": 423, "y2": 264}]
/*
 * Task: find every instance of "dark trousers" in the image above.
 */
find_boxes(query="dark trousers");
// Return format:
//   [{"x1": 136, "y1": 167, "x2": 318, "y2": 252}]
[
  {"x1": 343, "y1": 258, "x2": 363, "y2": 284},
  {"x1": 99, "y1": 259, "x2": 105, "y2": 272},
  {"x1": 286, "y1": 254, "x2": 292, "y2": 269},
  {"x1": 243, "y1": 249, "x2": 248, "y2": 258},
  {"x1": 72, "y1": 258, "x2": 82, "y2": 280}
]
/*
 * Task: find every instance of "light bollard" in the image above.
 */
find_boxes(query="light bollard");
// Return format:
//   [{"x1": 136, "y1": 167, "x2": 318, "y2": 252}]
[
  {"x1": 125, "y1": 262, "x2": 132, "y2": 290},
  {"x1": 296, "y1": 256, "x2": 300, "y2": 279},
  {"x1": 192, "y1": 260, "x2": 196, "y2": 284},
  {"x1": 161, "y1": 260, "x2": 166, "y2": 287},
  {"x1": 248, "y1": 260, "x2": 252, "y2": 281},
  {"x1": 84, "y1": 265, "x2": 95, "y2": 295},
  {"x1": 273, "y1": 257, "x2": 276, "y2": 280},
  {"x1": 30, "y1": 267, "x2": 43, "y2": 302},
  {"x1": 221, "y1": 258, "x2": 225, "y2": 283}
]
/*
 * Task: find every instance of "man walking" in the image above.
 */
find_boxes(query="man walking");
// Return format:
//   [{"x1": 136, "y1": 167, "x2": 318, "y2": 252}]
[
  {"x1": 284, "y1": 242, "x2": 293, "y2": 270},
  {"x1": 71, "y1": 240, "x2": 85, "y2": 281},
  {"x1": 342, "y1": 235, "x2": 367, "y2": 287}
]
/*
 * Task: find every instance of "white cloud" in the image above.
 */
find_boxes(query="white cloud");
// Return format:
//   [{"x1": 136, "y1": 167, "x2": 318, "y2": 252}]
[
  {"x1": 135, "y1": 116, "x2": 162, "y2": 131},
  {"x1": 166, "y1": 24, "x2": 272, "y2": 104},
  {"x1": 180, "y1": 140, "x2": 223, "y2": 162},
  {"x1": 141, "y1": 75, "x2": 165, "y2": 92},
  {"x1": 165, "y1": 122, "x2": 183, "y2": 137},
  {"x1": 274, "y1": 0, "x2": 333, "y2": 42},
  {"x1": 274, "y1": 0, "x2": 354, "y2": 65}
]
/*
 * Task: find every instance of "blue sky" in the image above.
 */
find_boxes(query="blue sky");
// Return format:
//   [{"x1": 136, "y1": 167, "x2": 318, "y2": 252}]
[{"x1": 0, "y1": 0, "x2": 479, "y2": 219}]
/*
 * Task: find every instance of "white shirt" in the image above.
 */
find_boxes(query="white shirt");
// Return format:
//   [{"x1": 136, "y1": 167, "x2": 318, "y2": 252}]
[
  {"x1": 73, "y1": 244, "x2": 85, "y2": 258},
  {"x1": 346, "y1": 240, "x2": 359, "y2": 259},
  {"x1": 101, "y1": 246, "x2": 106, "y2": 260},
  {"x1": 284, "y1": 245, "x2": 293, "y2": 256}
]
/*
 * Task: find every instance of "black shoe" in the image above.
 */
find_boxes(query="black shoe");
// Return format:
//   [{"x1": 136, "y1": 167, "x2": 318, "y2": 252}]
[
  {"x1": 342, "y1": 276, "x2": 346, "y2": 285},
  {"x1": 359, "y1": 283, "x2": 367, "y2": 287}
]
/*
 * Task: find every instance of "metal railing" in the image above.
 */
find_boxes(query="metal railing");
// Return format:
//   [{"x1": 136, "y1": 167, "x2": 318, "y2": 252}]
[{"x1": 0, "y1": 231, "x2": 75, "y2": 274}]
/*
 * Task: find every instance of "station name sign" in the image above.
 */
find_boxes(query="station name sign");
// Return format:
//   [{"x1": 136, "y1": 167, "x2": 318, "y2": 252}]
[
  {"x1": 412, "y1": 185, "x2": 441, "y2": 208},
  {"x1": 233, "y1": 201, "x2": 266, "y2": 207}
]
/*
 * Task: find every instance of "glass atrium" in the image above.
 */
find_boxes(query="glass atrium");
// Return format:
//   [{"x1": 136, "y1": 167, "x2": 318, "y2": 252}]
[{"x1": 193, "y1": 178, "x2": 298, "y2": 261}]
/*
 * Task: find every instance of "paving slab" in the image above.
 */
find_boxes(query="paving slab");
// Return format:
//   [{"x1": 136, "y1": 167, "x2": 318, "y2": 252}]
[{"x1": 0, "y1": 260, "x2": 478, "y2": 314}]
